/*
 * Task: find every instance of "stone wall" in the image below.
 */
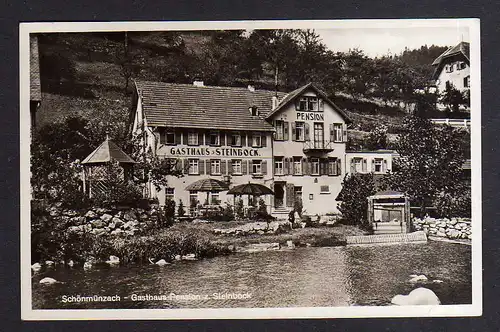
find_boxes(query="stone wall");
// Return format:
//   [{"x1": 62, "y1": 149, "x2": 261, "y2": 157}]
[
  {"x1": 44, "y1": 204, "x2": 157, "y2": 237},
  {"x1": 412, "y1": 217, "x2": 471, "y2": 240}
]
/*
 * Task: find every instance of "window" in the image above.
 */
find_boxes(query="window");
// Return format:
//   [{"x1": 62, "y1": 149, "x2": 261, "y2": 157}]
[
  {"x1": 274, "y1": 120, "x2": 288, "y2": 141},
  {"x1": 295, "y1": 122, "x2": 305, "y2": 141},
  {"x1": 209, "y1": 132, "x2": 220, "y2": 146},
  {"x1": 445, "y1": 64, "x2": 454, "y2": 73},
  {"x1": 328, "y1": 158, "x2": 340, "y2": 176},
  {"x1": 332, "y1": 123, "x2": 343, "y2": 142},
  {"x1": 464, "y1": 76, "x2": 470, "y2": 88},
  {"x1": 189, "y1": 191, "x2": 198, "y2": 209},
  {"x1": 296, "y1": 96, "x2": 320, "y2": 111},
  {"x1": 211, "y1": 159, "x2": 221, "y2": 175},
  {"x1": 232, "y1": 159, "x2": 242, "y2": 174},
  {"x1": 352, "y1": 157, "x2": 363, "y2": 173},
  {"x1": 457, "y1": 61, "x2": 467, "y2": 70},
  {"x1": 252, "y1": 160, "x2": 262, "y2": 174},
  {"x1": 311, "y1": 158, "x2": 320, "y2": 175},
  {"x1": 211, "y1": 192, "x2": 220, "y2": 205},
  {"x1": 231, "y1": 133, "x2": 241, "y2": 146},
  {"x1": 165, "y1": 187, "x2": 175, "y2": 201},
  {"x1": 165, "y1": 131, "x2": 175, "y2": 145},
  {"x1": 250, "y1": 106, "x2": 259, "y2": 116},
  {"x1": 252, "y1": 134, "x2": 262, "y2": 147},
  {"x1": 373, "y1": 158, "x2": 384, "y2": 173},
  {"x1": 320, "y1": 185, "x2": 330, "y2": 194},
  {"x1": 293, "y1": 157, "x2": 302, "y2": 175},
  {"x1": 188, "y1": 159, "x2": 199, "y2": 175},
  {"x1": 274, "y1": 157, "x2": 284, "y2": 175},
  {"x1": 187, "y1": 132, "x2": 198, "y2": 145}
]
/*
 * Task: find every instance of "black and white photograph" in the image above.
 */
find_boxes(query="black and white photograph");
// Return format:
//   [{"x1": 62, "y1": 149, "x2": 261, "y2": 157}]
[{"x1": 20, "y1": 19, "x2": 481, "y2": 320}]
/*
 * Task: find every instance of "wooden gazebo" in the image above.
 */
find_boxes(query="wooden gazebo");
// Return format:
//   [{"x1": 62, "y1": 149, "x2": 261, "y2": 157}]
[
  {"x1": 81, "y1": 137, "x2": 136, "y2": 198},
  {"x1": 367, "y1": 190, "x2": 411, "y2": 233}
]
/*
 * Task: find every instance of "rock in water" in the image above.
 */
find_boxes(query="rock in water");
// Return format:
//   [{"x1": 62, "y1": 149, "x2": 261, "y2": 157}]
[
  {"x1": 31, "y1": 263, "x2": 42, "y2": 271},
  {"x1": 409, "y1": 274, "x2": 428, "y2": 283},
  {"x1": 39, "y1": 277, "x2": 58, "y2": 285},
  {"x1": 83, "y1": 261, "x2": 93, "y2": 270},
  {"x1": 391, "y1": 287, "x2": 441, "y2": 305},
  {"x1": 155, "y1": 259, "x2": 170, "y2": 266},
  {"x1": 106, "y1": 256, "x2": 120, "y2": 265}
]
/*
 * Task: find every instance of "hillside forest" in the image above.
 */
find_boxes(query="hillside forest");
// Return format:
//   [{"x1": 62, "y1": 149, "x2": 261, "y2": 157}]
[{"x1": 35, "y1": 29, "x2": 467, "y2": 157}]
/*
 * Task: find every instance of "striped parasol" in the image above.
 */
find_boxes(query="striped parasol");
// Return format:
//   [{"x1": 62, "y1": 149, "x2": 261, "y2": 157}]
[{"x1": 185, "y1": 178, "x2": 229, "y2": 192}]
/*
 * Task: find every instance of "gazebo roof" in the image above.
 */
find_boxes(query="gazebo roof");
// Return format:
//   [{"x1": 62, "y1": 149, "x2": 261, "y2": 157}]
[
  {"x1": 82, "y1": 138, "x2": 136, "y2": 164},
  {"x1": 368, "y1": 190, "x2": 406, "y2": 200}
]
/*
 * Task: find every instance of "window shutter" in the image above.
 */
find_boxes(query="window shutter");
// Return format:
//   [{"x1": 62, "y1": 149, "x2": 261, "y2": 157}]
[
  {"x1": 319, "y1": 99, "x2": 324, "y2": 112},
  {"x1": 291, "y1": 122, "x2": 296, "y2": 141},
  {"x1": 242, "y1": 159, "x2": 248, "y2": 174},
  {"x1": 198, "y1": 132, "x2": 204, "y2": 145},
  {"x1": 370, "y1": 160, "x2": 375, "y2": 172},
  {"x1": 284, "y1": 122, "x2": 289, "y2": 141},
  {"x1": 199, "y1": 160, "x2": 204, "y2": 175},
  {"x1": 342, "y1": 124, "x2": 347, "y2": 142},
  {"x1": 303, "y1": 158, "x2": 309, "y2": 175},
  {"x1": 175, "y1": 131, "x2": 182, "y2": 145},
  {"x1": 284, "y1": 158, "x2": 289, "y2": 175},
  {"x1": 336, "y1": 159, "x2": 342, "y2": 176},
  {"x1": 286, "y1": 183, "x2": 295, "y2": 207},
  {"x1": 305, "y1": 123, "x2": 310, "y2": 141},
  {"x1": 241, "y1": 134, "x2": 246, "y2": 147},
  {"x1": 329, "y1": 124, "x2": 334, "y2": 142},
  {"x1": 262, "y1": 160, "x2": 267, "y2": 175},
  {"x1": 175, "y1": 158, "x2": 183, "y2": 172},
  {"x1": 228, "y1": 160, "x2": 233, "y2": 175},
  {"x1": 383, "y1": 159, "x2": 387, "y2": 172},
  {"x1": 220, "y1": 133, "x2": 226, "y2": 146},
  {"x1": 262, "y1": 134, "x2": 267, "y2": 147},
  {"x1": 350, "y1": 159, "x2": 355, "y2": 173},
  {"x1": 248, "y1": 133, "x2": 253, "y2": 146},
  {"x1": 221, "y1": 159, "x2": 227, "y2": 175},
  {"x1": 206, "y1": 160, "x2": 211, "y2": 175},
  {"x1": 159, "y1": 128, "x2": 165, "y2": 144},
  {"x1": 183, "y1": 132, "x2": 188, "y2": 145},
  {"x1": 362, "y1": 159, "x2": 367, "y2": 172},
  {"x1": 181, "y1": 159, "x2": 186, "y2": 174}
]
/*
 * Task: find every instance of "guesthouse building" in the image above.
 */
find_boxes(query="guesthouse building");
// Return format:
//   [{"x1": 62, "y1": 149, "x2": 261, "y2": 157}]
[
  {"x1": 431, "y1": 41, "x2": 470, "y2": 94},
  {"x1": 130, "y1": 80, "x2": 394, "y2": 216}
]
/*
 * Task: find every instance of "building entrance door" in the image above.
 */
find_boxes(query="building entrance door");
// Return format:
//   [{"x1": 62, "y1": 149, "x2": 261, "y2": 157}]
[
  {"x1": 313, "y1": 122, "x2": 324, "y2": 148},
  {"x1": 274, "y1": 182, "x2": 284, "y2": 208}
]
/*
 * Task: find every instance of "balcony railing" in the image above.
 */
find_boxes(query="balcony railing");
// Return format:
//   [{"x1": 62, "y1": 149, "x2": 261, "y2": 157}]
[{"x1": 303, "y1": 140, "x2": 335, "y2": 153}]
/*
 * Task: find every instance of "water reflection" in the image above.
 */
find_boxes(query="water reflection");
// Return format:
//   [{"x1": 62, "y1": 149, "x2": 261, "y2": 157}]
[{"x1": 32, "y1": 241, "x2": 471, "y2": 309}]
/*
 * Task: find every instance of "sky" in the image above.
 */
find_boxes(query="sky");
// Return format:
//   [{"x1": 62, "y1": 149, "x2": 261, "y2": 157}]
[{"x1": 316, "y1": 26, "x2": 470, "y2": 58}]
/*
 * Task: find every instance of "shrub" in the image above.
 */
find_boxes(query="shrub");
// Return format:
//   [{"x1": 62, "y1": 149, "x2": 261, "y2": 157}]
[
  {"x1": 177, "y1": 199, "x2": 186, "y2": 217},
  {"x1": 235, "y1": 198, "x2": 245, "y2": 219},
  {"x1": 294, "y1": 199, "x2": 303, "y2": 218},
  {"x1": 337, "y1": 173, "x2": 376, "y2": 227},
  {"x1": 435, "y1": 184, "x2": 471, "y2": 218}
]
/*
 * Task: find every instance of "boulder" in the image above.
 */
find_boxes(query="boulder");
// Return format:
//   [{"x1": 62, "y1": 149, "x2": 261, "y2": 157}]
[
  {"x1": 174, "y1": 255, "x2": 182, "y2": 261},
  {"x1": 123, "y1": 211, "x2": 136, "y2": 222},
  {"x1": 39, "y1": 277, "x2": 58, "y2": 285},
  {"x1": 100, "y1": 214, "x2": 113, "y2": 222},
  {"x1": 83, "y1": 261, "x2": 93, "y2": 270},
  {"x1": 45, "y1": 260, "x2": 55, "y2": 267},
  {"x1": 67, "y1": 260, "x2": 75, "y2": 267},
  {"x1": 112, "y1": 217, "x2": 124, "y2": 227},
  {"x1": 71, "y1": 216, "x2": 86, "y2": 225},
  {"x1": 85, "y1": 210, "x2": 97, "y2": 219},
  {"x1": 95, "y1": 208, "x2": 111, "y2": 215},
  {"x1": 31, "y1": 263, "x2": 42, "y2": 271},
  {"x1": 409, "y1": 274, "x2": 428, "y2": 283},
  {"x1": 448, "y1": 229, "x2": 460, "y2": 239},
  {"x1": 114, "y1": 211, "x2": 124, "y2": 219},
  {"x1": 433, "y1": 279, "x2": 444, "y2": 283},
  {"x1": 106, "y1": 255, "x2": 120, "y2": 265},
  {"x1": 90, "y1": 219, "x2": 104, "y2": 228},
  {"x1": 436, "y1": 231, "x2": 446, "y2": 237},
  {"x1": 286, "y1": 240, "x2": 295, "y2": 249},
  {"x1": 182, "y1": 254, "x2": 197, "y2": 260},
  {"x1": 449, "y1": 218, "x2": 458, "y2": 226},
  {"x1": 155, "y1": 259, "x2": 170, "y2": 266},
  {"x1": 391, "y1": 287, "x2": 440, "y2": 305},
  {"x1": 64, "y1": 210, "x2": 78, "y2": 217},
  {"x1": 111, "y1": 229, "x2": 123, "y2": 236}
]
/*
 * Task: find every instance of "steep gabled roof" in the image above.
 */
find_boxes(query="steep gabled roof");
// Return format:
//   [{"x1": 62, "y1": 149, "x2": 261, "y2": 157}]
[
  {"x1": 82, "y1": 138, "x2": 136, "y2": 164},
  {"x1": 431, "y1": 41, "x2": 470, "y2": 66},
  {"x1": 30, "y1": 35, "x2": 41, "y2": 102},
  {"x1": 265, "y1": 83, "x2": 351, "y2": 123},
  {"x1": 134, "y1": 81, "x2": 286, "y2": 132}
]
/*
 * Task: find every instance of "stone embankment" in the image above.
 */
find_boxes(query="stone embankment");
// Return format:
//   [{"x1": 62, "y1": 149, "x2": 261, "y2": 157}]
[
  {"x1": 412, "y1": 217, "x2": 471, "y2": 240},
  {"x1": 44, "y1": 204, "x2": 156, "y2": 237},
  {"x1": 213, "y1": 220, "x2": 292, "y2": 236}
]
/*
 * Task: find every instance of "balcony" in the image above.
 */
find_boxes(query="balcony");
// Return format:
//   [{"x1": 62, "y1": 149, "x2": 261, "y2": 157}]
[{"x1": 303, "y1": 140, "x2": 335, "y2": 153}]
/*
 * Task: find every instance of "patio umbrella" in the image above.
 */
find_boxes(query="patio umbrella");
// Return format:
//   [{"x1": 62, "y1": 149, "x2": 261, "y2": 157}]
[
  {"x1": 185, "y1": 178, "x2": 229, "y2": 206},
  {"x1": 227, "y1": 182, "x2": 274, "y2": 210}
]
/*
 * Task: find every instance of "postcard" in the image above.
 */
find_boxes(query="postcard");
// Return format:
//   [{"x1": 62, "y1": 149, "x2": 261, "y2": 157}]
[{"x1": 20, "y1": 19, "x2": 481, "y2": 320}]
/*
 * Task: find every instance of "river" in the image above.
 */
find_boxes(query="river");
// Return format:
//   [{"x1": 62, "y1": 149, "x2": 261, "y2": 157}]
[{"x1": 32, "y1": 241, "x2": 471, "y2": 309}]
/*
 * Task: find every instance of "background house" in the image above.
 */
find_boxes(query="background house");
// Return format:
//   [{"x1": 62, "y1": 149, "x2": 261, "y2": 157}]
[{"x1": 431, "y1": 41, "x2": 470, "y2": 94}]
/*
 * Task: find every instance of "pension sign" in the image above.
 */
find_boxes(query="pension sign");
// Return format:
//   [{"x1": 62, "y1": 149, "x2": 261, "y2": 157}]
[{"x1": 296, "y1": 112, "x2": 324, "y2": 121}]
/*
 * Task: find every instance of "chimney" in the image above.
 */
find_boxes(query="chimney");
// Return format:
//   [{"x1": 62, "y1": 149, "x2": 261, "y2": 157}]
[
  {"x1": 193, "y1": 80, "x2": 204, "y2": 87},
  {"x1": 272, "y1": 96, "x2": 279, "y2": 110},
  {"x1": 247, "y1": 84, "x2": 255, "y2": 92}
]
